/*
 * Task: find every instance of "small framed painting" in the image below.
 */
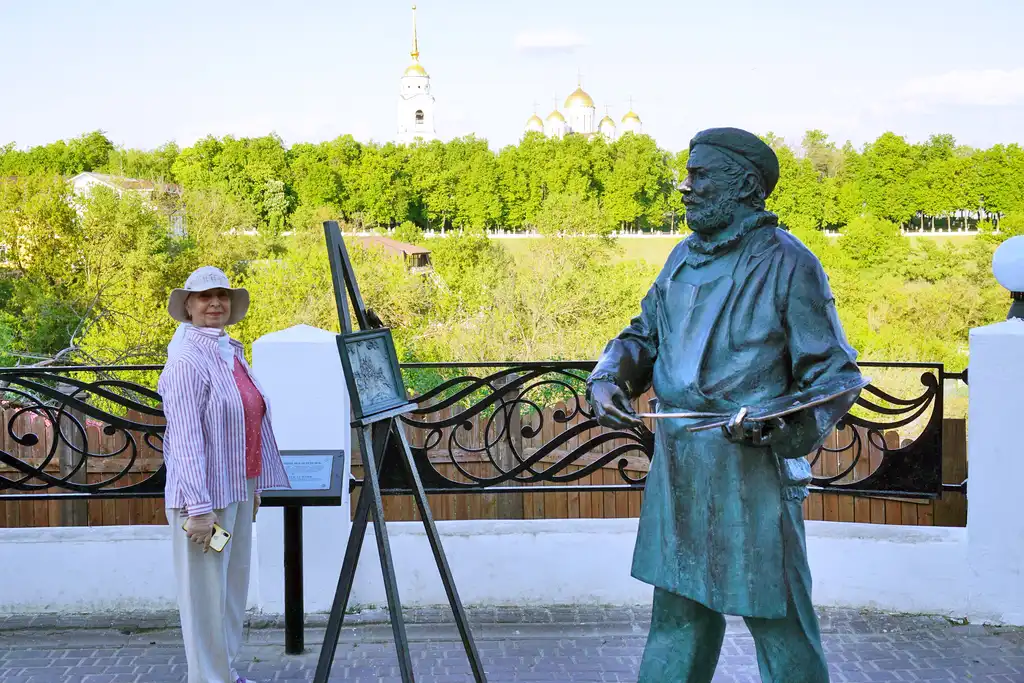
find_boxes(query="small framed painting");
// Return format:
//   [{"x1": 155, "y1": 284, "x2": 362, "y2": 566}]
[{"x1": 337, "y1": 328, "x2": 409, "y2": 421}]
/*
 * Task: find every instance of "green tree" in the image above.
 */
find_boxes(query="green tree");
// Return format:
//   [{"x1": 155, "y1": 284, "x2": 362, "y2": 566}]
[
  {"x1": 837, "y1": 215, "x2": 909, "y2": 268},
  {"x1": 352, "y1": 143, "x2": 411, "y2": 229},
  {"x1": 534, "y1": 192, "x2": 609, "y2": 236},
  {"x1": 858, "y1": 132, "x2": 921, "y2": 224},
  {"x1": 602, "y1": 134, "x2": 674, "y2": 231}
]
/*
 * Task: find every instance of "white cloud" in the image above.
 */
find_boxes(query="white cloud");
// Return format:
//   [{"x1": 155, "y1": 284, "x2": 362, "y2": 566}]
[
  {"x1": 513, "y1": 29, "x2": 586, "y2": 55},
  {"x1": 901, "y1": 68, "x2": 1024, "y2": 107}
]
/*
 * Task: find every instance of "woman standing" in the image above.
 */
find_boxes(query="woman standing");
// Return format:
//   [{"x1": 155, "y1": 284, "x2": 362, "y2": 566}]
[{"x1": 158, "y1": 266, "x2": 290, "y2": 683}]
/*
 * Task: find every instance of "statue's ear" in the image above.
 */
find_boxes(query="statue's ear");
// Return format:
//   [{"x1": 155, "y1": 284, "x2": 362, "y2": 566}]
[{"x1": 738, "y1": 171, "x2": 763, "y2": 204}]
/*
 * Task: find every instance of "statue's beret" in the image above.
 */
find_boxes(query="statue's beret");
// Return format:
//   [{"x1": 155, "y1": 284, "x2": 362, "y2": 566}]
[{"x1": 689, "y1": 127, "x2": 780, "y2": 198}]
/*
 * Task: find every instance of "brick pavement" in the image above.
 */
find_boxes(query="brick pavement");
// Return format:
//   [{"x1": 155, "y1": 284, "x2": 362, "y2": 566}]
[{"x1": 2, "y1": 606, "x2": 1024, "y2": 682}]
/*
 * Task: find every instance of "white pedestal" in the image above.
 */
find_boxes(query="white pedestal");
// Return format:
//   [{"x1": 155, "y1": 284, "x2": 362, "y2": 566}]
[
  {"x1": 967, "y1": 320, "x2": 1024, "y2": 624},
  {"x1": 250, "y1": 324, "x2": 352, "y2": 613}
]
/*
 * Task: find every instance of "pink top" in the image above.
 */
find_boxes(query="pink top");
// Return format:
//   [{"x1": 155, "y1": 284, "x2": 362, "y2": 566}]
[
  {"x1": 158, "y1": 327, "x2": 290, "y2": 516},
  {"x1": 233, "y1": 358, "x2": 265, "y2": 479}
]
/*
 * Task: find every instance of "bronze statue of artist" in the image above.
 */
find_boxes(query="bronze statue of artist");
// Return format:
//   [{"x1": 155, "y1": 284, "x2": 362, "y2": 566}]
[{"x1": 588, "y1": 127, "x2": 863, "y2": 682}]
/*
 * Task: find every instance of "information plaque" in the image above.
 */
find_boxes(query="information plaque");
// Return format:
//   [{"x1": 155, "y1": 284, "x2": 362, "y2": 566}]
[{"x1": 260, "y1": 449, "x2": 347, "y2": 507}]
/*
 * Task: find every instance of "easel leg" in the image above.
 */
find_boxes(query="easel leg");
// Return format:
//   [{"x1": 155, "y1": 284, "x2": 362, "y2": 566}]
[
  {"x1": 394, "y1": 423, "x2": 488, "y2": 682},
  {"x1": 314, "y1": 425, "x2": 416, "y2": 682},
  {"x1": 360, "y1": 425, "x2": 416, "y2": 682},
  {"x1": 312, "y1": 476, "x2": 371, "y2": 681}
]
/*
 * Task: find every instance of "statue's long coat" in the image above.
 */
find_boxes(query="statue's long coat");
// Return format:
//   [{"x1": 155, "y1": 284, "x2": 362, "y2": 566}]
[{"x1": 591, "y1": 221, "x2": 862, "y2": 619}]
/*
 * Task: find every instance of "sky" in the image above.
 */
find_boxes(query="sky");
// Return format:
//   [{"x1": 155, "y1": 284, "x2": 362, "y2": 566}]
[{"x1": 1, "y1": 0, "x2": 1023, "y2": 155}]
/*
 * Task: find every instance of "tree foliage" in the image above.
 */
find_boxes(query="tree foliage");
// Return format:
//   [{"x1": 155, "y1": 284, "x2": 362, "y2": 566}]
[{"x1": 0, "y1": 127, "x2": 1020, "y2": 385}]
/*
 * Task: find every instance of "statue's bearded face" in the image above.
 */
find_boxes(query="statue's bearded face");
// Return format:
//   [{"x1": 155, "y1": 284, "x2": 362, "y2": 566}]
[{"x1": 679, "y1": 146, "x2": 744, "y2": 236}]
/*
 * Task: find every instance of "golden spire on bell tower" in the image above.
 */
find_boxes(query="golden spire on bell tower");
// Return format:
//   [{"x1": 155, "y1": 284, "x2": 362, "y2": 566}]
[
  {"x1": 403, "y1": 5, "x2": 428, "y2": 77},
  {"x1": 410, "y1": 5, "x2": 420, "y2": 61}
]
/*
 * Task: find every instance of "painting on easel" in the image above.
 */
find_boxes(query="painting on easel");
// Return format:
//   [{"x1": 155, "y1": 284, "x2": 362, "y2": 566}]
[{"x1": 337, "y1": 328, "x2": 407, "y2": 421}]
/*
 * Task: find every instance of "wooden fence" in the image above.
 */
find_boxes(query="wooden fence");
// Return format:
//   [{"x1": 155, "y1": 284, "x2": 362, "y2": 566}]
[
  {"x1": 353, "y1": 399, "x2": 968, "y2": 528},
  {"x1": 0, "y1": 407, "x2": 168, "y2": 528},
  {"x1": 0, "y1": 403, "x2": 967, "y2": 529}
]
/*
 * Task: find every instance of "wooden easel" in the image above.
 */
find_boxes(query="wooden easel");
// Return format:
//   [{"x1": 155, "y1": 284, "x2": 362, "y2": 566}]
[{"x1": 312, "y1": 221, "x2": 487, "y2": 683}]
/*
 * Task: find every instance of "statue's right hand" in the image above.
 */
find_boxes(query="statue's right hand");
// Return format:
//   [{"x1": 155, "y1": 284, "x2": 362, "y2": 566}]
[{"x1": 590, "y1": 380, "x2": 642, "y2": 430}]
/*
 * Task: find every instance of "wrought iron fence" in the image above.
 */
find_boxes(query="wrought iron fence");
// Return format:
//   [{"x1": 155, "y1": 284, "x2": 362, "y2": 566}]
[
  {"x1": 395, "y1": 361, "x2": 962, "y2": 498},
  {"x1": 0, "y1": 365, "x2": 165, "y2": 500},
  {"x1": 0, "y1": 361, "x2": 965, "y2": 501}
]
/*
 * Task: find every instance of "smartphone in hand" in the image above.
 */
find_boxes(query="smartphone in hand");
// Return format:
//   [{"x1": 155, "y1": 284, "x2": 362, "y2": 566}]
[{"x1": 181, "y1": 520, "x2": 231, "y2": 552}]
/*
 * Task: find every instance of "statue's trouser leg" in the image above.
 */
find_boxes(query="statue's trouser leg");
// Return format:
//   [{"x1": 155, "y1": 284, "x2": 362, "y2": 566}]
[
  {"x1": 637, "y1": 587, "x2": 725, "y2": 683},
  {"x1": 742, "y1": 499, "x2": 830, "y2": 683}
]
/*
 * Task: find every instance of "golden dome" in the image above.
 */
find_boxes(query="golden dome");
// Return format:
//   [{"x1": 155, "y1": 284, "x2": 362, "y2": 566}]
[
  {"x1": 546, "y1": 110, "x2": 566, "y2": 122},
  {"x1": 622, "y1": 110, "x2": 641, "y2": 123},
  {"x1": 404, "y1": 62, "x2": 428, "y2": 77},
  {"x1": 527, "y1": 114, "x2": 543, "y2": 125},
  {"x1": 599, "y1": 115, "x2": 616, "y2": 127},
  {"x1": 564, "y1": 87, "x2": 595, "y2": 109}
]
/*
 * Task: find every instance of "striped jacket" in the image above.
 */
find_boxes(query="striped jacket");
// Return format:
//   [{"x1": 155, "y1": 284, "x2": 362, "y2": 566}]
[{"x1": 158, "y1": 326, "x2": 290, "y2": 516}]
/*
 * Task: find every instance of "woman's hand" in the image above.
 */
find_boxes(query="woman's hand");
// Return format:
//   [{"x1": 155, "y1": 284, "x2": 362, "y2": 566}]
[
  {"x1": 253, "y1": 492, "x2": 261, "y2": 522},
  {"x1": 184, "y1": 512, "x2": 219, "y2": 552}
]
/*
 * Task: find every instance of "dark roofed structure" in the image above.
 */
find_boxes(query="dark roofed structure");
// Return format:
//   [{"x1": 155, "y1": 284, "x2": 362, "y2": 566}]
[{"x1": 355, "y1": 236, "x2": 432, "y2": 271}]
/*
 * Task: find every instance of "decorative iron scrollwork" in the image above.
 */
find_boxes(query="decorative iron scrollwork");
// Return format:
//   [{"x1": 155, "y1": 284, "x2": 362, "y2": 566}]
[
  {"x1": 395, "y1": 361, "x2": 950, "y2": 498},
  {"x1": 0, "y1": 367, "x2": 166, "y2": 499},
  {"x1": 398, "y1": 363, "x2": 653, "y2": 491},
  {"x1": 809, "y1": 363, "x2": 946, "y2": 496}
]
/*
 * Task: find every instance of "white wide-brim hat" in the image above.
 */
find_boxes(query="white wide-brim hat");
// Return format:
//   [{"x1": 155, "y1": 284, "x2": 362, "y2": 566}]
[{"x1": 168, "y1": 266, "x2": 250, "y2": 326}]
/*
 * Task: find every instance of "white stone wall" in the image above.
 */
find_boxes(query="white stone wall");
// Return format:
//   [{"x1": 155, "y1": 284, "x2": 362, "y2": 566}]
[{"x1": 0, "y1": 516, "x2": 969, "y2": 617}]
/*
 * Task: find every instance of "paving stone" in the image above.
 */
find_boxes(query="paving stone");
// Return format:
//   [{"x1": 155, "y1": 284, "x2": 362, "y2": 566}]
[{"x1": 1, "y1": 607, "x2": 1024, "y2": 681}]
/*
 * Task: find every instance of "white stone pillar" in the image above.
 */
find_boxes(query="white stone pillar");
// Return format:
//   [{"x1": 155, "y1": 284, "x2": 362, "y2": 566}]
[
  {"x1": 249, "y1": 324, "x2": 352, "y2": 614},
  {"x1": 967, "y1": 320, "x2": 1024, "y2": 624}
]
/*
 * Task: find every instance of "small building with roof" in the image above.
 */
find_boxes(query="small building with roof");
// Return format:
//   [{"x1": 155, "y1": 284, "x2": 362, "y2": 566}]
[{"x1": 355, "y1": 235, "x2": 432, "y2": 272}]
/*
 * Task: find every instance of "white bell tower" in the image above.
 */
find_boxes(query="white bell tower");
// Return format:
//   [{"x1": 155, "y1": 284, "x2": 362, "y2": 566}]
[{"x1": 397, "y1": 5, "x2": 437, "y2": 144}]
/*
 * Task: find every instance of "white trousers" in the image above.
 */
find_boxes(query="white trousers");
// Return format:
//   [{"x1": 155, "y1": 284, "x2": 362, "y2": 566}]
[{"x1": 169, "y1": 479, "x2": 256, "y2": 683}]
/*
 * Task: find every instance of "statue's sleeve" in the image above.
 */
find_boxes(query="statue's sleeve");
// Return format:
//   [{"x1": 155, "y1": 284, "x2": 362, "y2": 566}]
[
  {"x1": 774, "y1": 256, "x2": 863, "y2": 459},
  {"x1": 587, "y1": 282, "x2": 660, "y2": 399}
]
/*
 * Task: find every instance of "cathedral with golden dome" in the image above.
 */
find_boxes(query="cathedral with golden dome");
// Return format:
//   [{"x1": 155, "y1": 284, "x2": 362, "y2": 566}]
[
  {"x1": 525, "y1": 84, "x2": 642, "y2": 139},
  {"x1": 395, "y1": 5, "x2": 643, "y2": 144}
]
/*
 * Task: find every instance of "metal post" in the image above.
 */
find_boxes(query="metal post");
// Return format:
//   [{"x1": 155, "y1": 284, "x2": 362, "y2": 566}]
[
  {"x1": 283, "y1": 505, "x2": 304, "y2": 654},
  {"x1": 57, "y1": 383, "x2": 88, "y2": 526},
  {"x1": 493, "y1": 373, "x2": 525, "y2": 520}
]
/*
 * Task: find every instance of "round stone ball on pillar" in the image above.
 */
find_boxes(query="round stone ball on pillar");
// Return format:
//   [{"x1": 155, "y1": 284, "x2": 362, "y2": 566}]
[{"x1": 992, "y1": 235, "x2": 1024, "y2": 320}]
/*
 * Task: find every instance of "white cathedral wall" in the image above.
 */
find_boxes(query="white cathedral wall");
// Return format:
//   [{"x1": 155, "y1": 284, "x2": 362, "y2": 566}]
[
  {"x1": 568, "y1": 107, "x2": 595, "y2": 135},
  {"x1": 545, "y1": 121, "x2": 566, "y2": 138},
  {"x1": 621, "y1": 120, "x2": 641, "y2": 135}
]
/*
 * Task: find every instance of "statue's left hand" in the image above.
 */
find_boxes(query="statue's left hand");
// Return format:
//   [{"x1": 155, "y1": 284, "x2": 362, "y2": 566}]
[{"x1": 721, "y1": 408, "x2": 788, "y2": 447}]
